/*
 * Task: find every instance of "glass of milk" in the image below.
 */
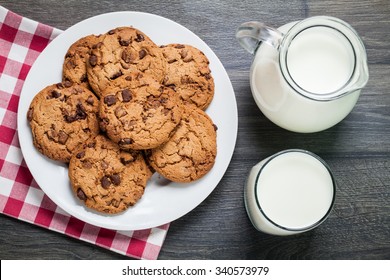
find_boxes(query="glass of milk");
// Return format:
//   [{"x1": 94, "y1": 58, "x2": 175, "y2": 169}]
[
  {"x1": 236, "y1": 16, "x2": 369, "y2": 133},
  {"x1": 245, "y1": 149, "x2": 336, "y2": 235}
]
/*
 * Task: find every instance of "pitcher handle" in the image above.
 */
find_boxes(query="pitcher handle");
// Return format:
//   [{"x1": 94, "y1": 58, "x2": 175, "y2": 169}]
[{"x1": 236, "y1": 21, "x2": 283, "y2": 54}]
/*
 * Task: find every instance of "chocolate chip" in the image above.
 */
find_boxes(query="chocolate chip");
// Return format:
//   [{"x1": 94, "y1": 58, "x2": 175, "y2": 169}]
[
  {"x1": 86, "y1": 96, "x2": 94, "y2": 105},
  {"x1": 122, "y1": 50, "x2": 135, "y2": 63},
  {"x1": 27, "y1": 108, "x2": 34, "y2": 122},
  {"x1": 50, "y1": 90, "x2": 61, "y2": 98},
  {"x1": 120, "y1": 156, "x2": 135, "y2": 165},
  {"x1": 99, "y1": 118, "x2": 109, "y2": 132},
  {"x1": 121, "y1": 89, "x2": 132, "y2": 102},
  {"x1": 135, "y1": 72, "x2": 143, "y2": 80},
  {"x1": 139, "y1": 49, "x2": 147, "y2": 59},
  {"x1": 67, "y1": 59, "x2": 76, "y2": 68},
  {"x1": 72, "y1": 87, "x2": 84, "y2": 94},
  {"x1": 46, "y1": 129, "x2": 57, "y2": 141},
  {"x1": 92, "y1": 42, "x2": 103, "y2": 49},
  {"x1": 146, "y1": 95, "x2": 162, "y2": 109},
  {"x1": 108, "y1": 29, "x2": 115, "y2": 35},
  {"x1": 63, "y1": 80, "x2": 73, "y2": 88},
  {"x1": 183, "y1": 56, "x2": 193, "y2": 63},
  {"x1": 104, "y1": 95, "x2": 117, "y2": 106},
  {"x1": 76, "y1": 151, "x2": 85, "y2": 159},
  {"x1": 101, "y1": 176, "x2": 111, "y2": 189},
  {"x1": 110, "y1": 70, "x2": 123, "y2": 80},
  {"x1": 64, "y1": 115, "x2": 76, "y2": 123},
  {"x1": 166, "y1": 84, "x2": 176, "y2": 91},
  {"x1": 56, "y1": 83, "x2": 64, "y2": 89},
  {"x1": 110, "y1": 174, "x2": 121, "y2": 186},
  {"x1": 175, "y1": 44, "x2": 185, "y2": 49},
  {"x1": 119, "y1": 38, "x2": 131, "y2": 46},
  {"x1": 213, "y1": 124, "x2": 218, "y2": 131},
  {"x1": 58, "y1": 130, "x2": 68, "y2": 144},
  {"x1": 87, "y1": 142, "x2": 96, "y2": 148},
  {"x1": 82, "y1": 161, "x2": 92, "y2": 169},
  {"x1": 119, "y1": 138, "x2": 133, "y2": 145},
  {"x1": 76, "y1": 103, "x2": 87, "y2": 118},
  {"x1": 101, "y1": 161, "x2": 109, "y2": 169},
  {"x1": 89, "y1": 54, "x2": 97, "y2": 67},
  {"x1": 63, "y1": 103, "x2": 87, "y2": 123},
  {"x1": 80, "y1": 74, "x2": 88, "y2": 83},
  {"x1": 180, "y1": 49, "x2": 188, "y2": 59},
  {"x1": 182, "y1": 52, "x2": 193, "y2": 62},
  {"x1": 121, "y1": 51, "x2": 130, "y2": 63},
  {"x1": 59, "y1": 95, "x2": 67, "y2": 102},
  {"x1": 135, "y1": 33, "x2": 144, "y2": 42},
  {"x1": 204, "y1": 73, "x2": 211, "y2": 80},
  {"x1": 77, "y1": 188, "x2": 87, "y2": 201}
]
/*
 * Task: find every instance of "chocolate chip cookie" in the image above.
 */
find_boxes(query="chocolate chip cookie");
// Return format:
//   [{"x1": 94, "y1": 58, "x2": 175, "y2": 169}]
[
  {"x1": 147, "y1": 104, "x2": 217, "y2": 183},
  {"x1": 62, "y1": 34, "x2": 101, "y2": 90},
  {"x1": 161, "y1": 44, "x2": 214, "y2": 110},
  {"x1": 86, "y1": 26, "x2": 167, "y2": 97},
  {"x1": 27, "y1": 82, "x2": 100, "y2": 162},
  {"x1": 68, "y1": 134, "x2": 152, "y2": 214},
  {"x1": 99, "y1": 72, "x2": 183, "y2": 150}
]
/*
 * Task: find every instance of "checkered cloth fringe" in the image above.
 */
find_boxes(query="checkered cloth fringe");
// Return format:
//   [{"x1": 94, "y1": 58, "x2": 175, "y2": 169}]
[{"x1": 0, "y1": 6, "x2": 169, "y2": 259}]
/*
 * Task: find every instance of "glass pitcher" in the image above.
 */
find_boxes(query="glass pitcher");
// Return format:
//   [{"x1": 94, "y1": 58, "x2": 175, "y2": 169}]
[{"x1": 236, "y1": 16, "x2": 369, "y2": 133}]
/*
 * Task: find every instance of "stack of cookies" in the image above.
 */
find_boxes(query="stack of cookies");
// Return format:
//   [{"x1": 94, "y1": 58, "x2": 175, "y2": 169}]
[{"x1": 27, "y1": 26, "x2": 217, "y2": 214}]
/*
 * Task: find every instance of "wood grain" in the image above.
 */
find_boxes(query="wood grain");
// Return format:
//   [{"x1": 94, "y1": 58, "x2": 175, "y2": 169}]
[{"x1": 0, "y1": 0, "x2": 389, "y2": 259}]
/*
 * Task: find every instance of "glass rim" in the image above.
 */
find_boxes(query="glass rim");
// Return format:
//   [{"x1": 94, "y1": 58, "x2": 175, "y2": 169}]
[
  {"x1": 253, "y1": 149, "x2": 337, "y2": 232},
  {"x1": 279, "y1": 16, "x2": 366, "y2": 101}
]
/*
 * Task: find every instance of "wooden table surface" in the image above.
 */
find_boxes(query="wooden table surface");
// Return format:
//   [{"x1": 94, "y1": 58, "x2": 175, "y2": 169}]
[{"x1": 0, "y1": 0, "x2": 389, "y2": 260}]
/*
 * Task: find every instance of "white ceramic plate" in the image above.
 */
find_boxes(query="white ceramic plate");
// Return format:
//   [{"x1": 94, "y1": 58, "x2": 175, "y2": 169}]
[{"x1": 17, "y1": 11, "x2": 237, "y2": 231}]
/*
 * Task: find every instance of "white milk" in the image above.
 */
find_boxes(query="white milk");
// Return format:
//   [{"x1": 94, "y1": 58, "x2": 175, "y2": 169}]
[
  {"x1": 245, "y1": 150, "x2": 335, "y2": 235},
  {"x1": 250, "y1": 23, "x2": 361, "y2": 133},
  {"x1": 286, "y1": 26, "x2": 355, "y2": 94}
]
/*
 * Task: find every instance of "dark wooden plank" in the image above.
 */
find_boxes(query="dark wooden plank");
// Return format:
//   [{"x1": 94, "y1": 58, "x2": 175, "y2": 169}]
[{"x1": 0, "y1": 0, "x2": 389, "y2": 260}]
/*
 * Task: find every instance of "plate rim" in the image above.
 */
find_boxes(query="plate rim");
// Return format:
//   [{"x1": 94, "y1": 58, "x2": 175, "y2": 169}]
[{"x1": 17, "y1": 11, "x2": 238, "y2": 230}]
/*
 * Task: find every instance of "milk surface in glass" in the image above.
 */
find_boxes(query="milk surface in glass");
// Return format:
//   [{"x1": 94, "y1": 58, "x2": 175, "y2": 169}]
[{"x1": 245, "y1": 150, "x2": 335, "y2": 235}]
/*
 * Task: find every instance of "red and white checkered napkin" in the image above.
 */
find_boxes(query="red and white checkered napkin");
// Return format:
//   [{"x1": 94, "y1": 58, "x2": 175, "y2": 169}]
[{"x1": 0, "y1": 6, "x2": 169, "y2": 259}]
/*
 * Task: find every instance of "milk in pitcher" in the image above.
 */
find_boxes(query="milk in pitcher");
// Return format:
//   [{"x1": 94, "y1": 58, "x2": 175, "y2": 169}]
[
  {"x1": 286, "y1": 26, "x2": 355, "y2": 94},
  {"x1": 251, "y1": 23, "x2": 361, "y2": 133},
  {"x1": 237, "y1": 16, "x2": 369, "y2": 133}
]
